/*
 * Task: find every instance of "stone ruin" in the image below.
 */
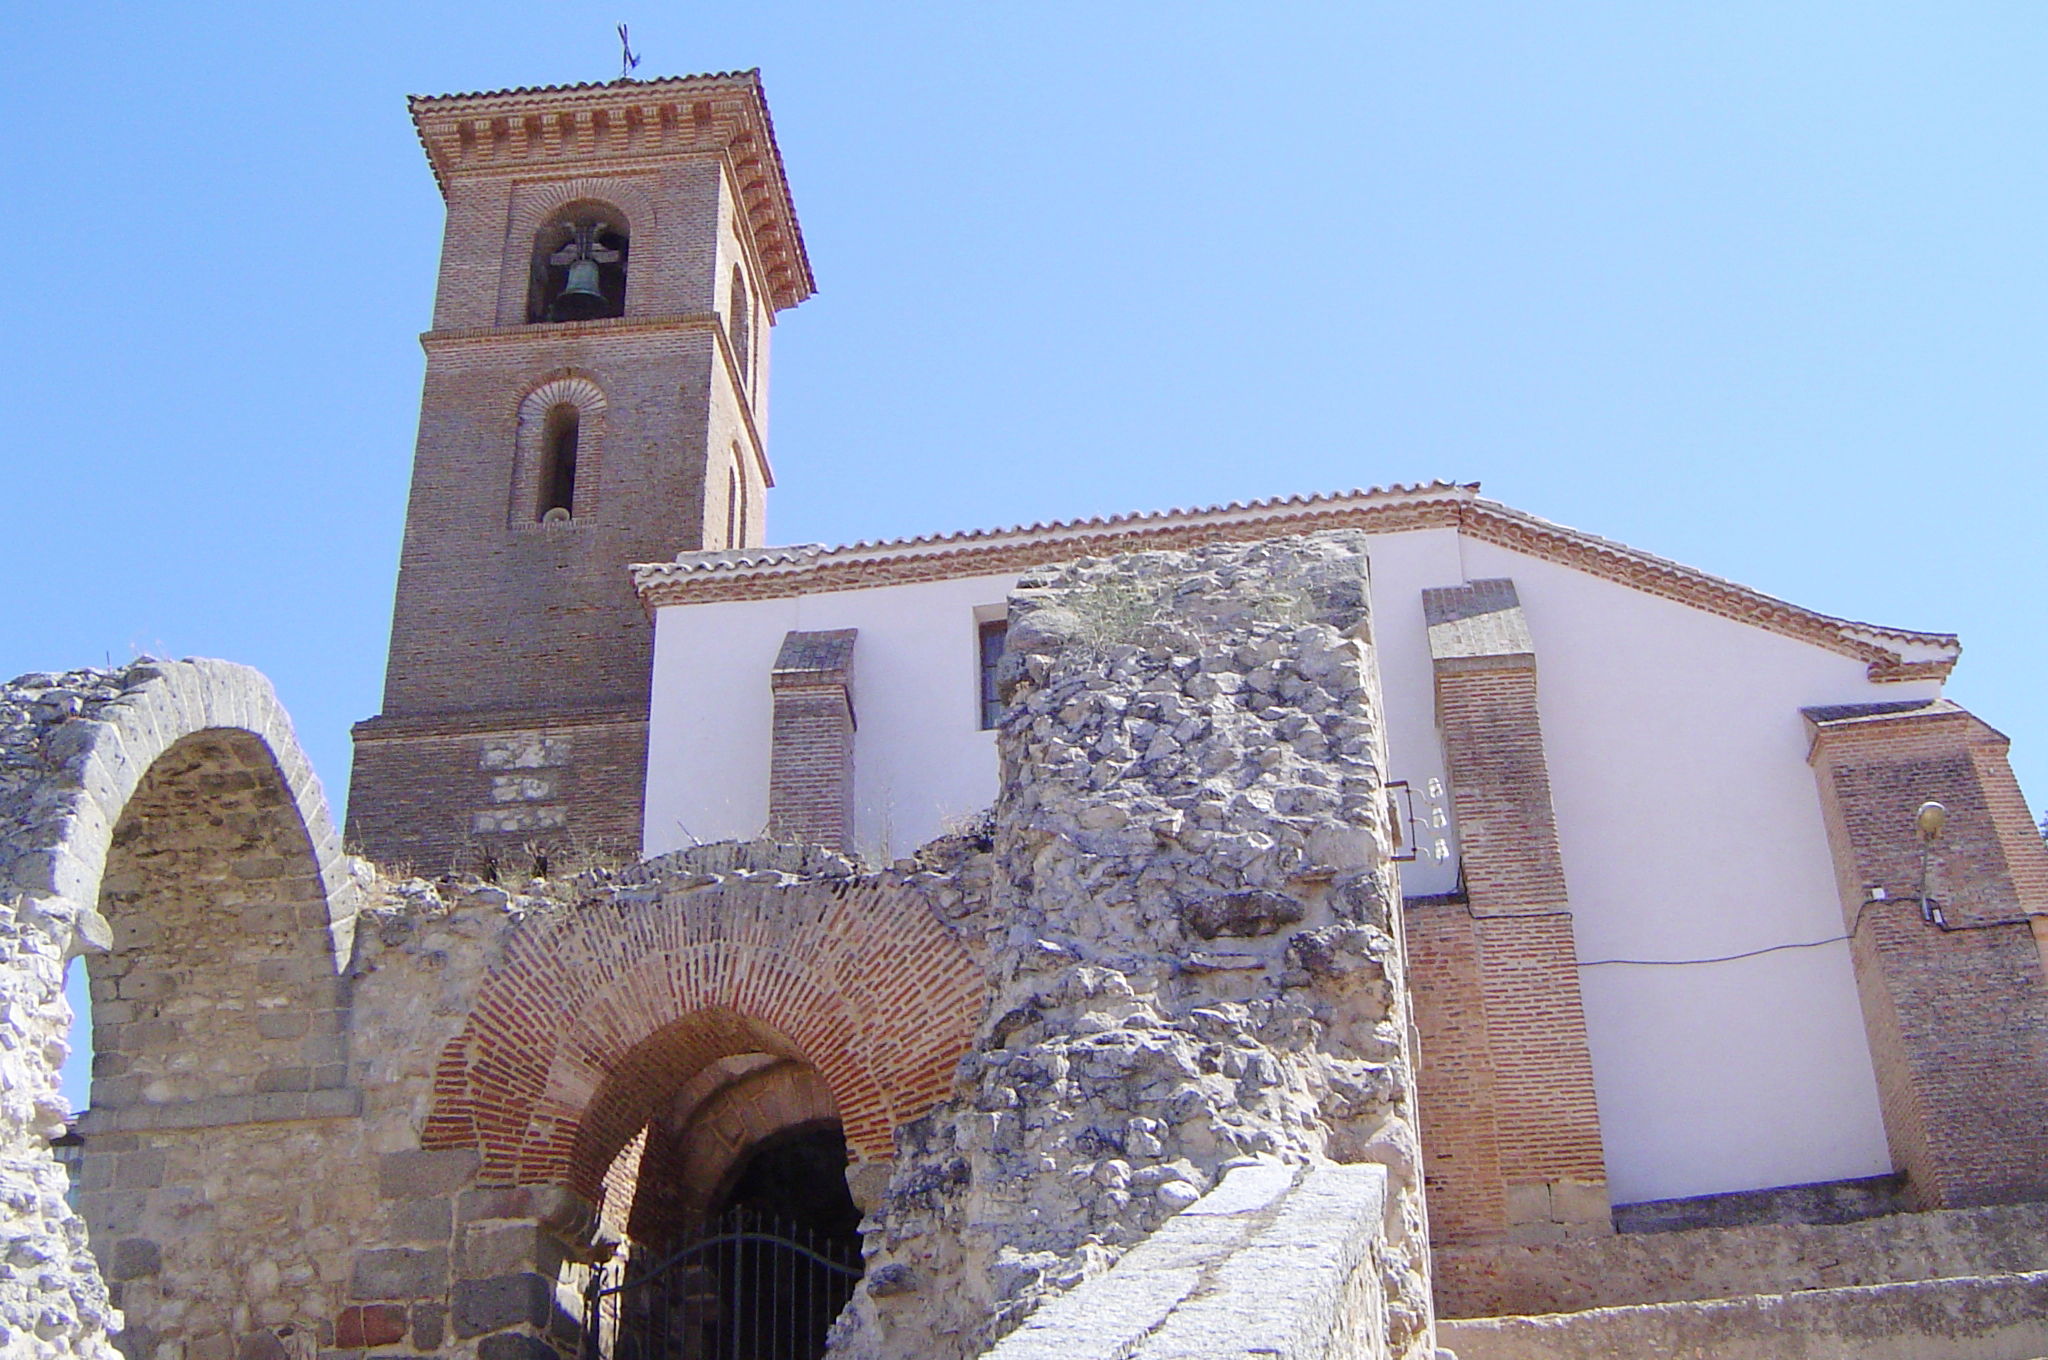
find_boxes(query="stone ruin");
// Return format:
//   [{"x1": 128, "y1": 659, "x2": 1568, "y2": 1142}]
[{"x1": 0, "y1": 531, "x2": 1432, "y2": 1359}]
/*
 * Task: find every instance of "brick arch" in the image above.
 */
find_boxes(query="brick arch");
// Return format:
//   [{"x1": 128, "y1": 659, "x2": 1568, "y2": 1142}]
[
  {"x1": 518, "y1": 371, "x2": 608, "y2": 422},
  {"x1": 422, "y1": 869, "x2": 984, "y2": 1194},
  {"x1": 3, "y1": 658, "x2": 357, "y2": 966},
  {"x1": 513, "y1": 178, "x2": 658, "y2": 244},
  {"x1": 512, "y1": 372, "x2": 609, "y2": 523}
]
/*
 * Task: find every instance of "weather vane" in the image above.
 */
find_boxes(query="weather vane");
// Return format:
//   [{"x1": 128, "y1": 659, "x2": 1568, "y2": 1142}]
[{"x1": 617, "y1": 24, "x2": 642, "y2": 82}]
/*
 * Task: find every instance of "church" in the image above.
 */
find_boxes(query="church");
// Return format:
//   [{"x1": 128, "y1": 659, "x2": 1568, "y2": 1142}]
[
  {"x1": 4, "y1": 66, "x2": 2046, "y2": 1360},
  {"x1": 348, "y1": 68, "x2": 2048, "y2": 1241}
]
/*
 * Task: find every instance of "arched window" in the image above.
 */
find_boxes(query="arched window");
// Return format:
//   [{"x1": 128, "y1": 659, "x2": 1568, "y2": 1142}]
[
  {"x1": 725, "y1": 463, "x2": 740, "y2": 547},
  {"x1": 528, "y1": 203, "x2": 630, "y2": 324},
  {"x1": 730, "y1": 265, "x2": 752, "y2": 383},
  {"x1": 541, "y1": 404, "x2": 580, "y2": 520}
]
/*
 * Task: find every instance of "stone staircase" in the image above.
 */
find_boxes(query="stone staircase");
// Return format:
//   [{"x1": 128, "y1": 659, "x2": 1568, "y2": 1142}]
[{"x1": 1434, "y1": 1201, "x2": 2048, "y2": 1360}]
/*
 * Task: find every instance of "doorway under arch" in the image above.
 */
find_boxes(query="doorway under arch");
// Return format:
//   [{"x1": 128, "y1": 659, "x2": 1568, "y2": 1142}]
[{"x1": 590, "y1": 1052, "x2": 864, "y2": 1360}]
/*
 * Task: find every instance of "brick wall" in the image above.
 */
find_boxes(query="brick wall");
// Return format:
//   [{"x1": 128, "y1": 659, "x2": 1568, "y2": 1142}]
[
  {"x1": 348, "y1": 710, "x2": 647, "y2": 875},
  {"x1": 1412, "y1": 581, "x2": 1609, "y2": 1246},
  {"x1": 1806, "y1": 700, "x2": 2048, "y2": 1208},
  {"x1": 1407, "y1": 902, "x2": 1508, "y2": 1244},
  {"x1": 767, "y1": 629, "x2": 857, "y2": 850}
]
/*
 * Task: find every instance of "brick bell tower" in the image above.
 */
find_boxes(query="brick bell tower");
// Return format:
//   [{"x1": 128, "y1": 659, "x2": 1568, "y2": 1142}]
[{"x1": 348, "y1": 71, "x2": 813, "y2": 871}]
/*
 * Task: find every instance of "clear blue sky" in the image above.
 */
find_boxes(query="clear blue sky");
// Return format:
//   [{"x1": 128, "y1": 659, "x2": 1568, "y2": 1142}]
[{"x1": 7, "y1": 6, "x2": 2045, "y2": 1109}]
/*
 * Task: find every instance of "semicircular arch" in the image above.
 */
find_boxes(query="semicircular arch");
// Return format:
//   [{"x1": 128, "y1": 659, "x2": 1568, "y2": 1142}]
[
  {"x1": 3, "y1": 657, "x2": 358, "y2": 966},
  {"x1": 422, "y1": 867, "x2": 984, "y2": 1195}
]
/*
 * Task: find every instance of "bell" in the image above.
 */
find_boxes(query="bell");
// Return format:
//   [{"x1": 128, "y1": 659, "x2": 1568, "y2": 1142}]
[{"x1": 552, "y1": 257, "x2": 609, "y2": 320}]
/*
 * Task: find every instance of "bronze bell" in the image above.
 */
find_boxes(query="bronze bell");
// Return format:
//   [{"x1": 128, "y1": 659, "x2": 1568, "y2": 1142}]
[
  {"x1": 552, "y1": 257, "x2": 608, "y2": 319},
  {"x1": 561, "y1": 257, "x2": 605, "y2": 302}
]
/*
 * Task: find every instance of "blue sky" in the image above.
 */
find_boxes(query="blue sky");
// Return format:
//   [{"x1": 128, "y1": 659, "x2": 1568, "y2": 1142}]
[{"x1": 7, "y1": 5, "x2": 2045, "y2": 1109}]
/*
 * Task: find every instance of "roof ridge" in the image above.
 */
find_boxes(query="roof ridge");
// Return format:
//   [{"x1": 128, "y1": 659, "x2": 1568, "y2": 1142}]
[
  {"x1": 631, "y1": 482, "x2": 1958, "y2": 682},
  {"x1": 409, "y1": 70, "x2": 761, "y2": 107}
]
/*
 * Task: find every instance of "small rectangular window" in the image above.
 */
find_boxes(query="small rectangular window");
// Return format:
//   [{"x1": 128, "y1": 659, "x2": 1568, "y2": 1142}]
[{"x1": 978, "y1": 619, "x2": 1008, "y2": 730}]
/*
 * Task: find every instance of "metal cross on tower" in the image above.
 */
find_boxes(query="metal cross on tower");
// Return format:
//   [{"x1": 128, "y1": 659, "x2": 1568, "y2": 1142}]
[{"x1": 618, "y1": 24, "x2": 642, "y2": 81}]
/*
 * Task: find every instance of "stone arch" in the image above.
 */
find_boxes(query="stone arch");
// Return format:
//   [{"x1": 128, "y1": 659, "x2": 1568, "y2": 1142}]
[
  {"x1": 421, "y1": 866, "x2": 984, "y2": 1203},
  {"x1": 3, "y1": 658, "x2": 357, "y2": 967},
  {"x1": 0, "y1": 659, "x2": 358, "y2": 1359},
  {"x1": 512, "y1": 372, "x2": 609, "y2": 525}
]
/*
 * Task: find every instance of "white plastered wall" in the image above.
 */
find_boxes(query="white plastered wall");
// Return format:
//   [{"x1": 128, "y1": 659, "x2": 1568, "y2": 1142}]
[
  {"x1": 646, "y1": 572, "x2": 1016, "y2": 858},
  {"x1": 645, "y1": 528, "x2": 1947, "y2": 1205}
]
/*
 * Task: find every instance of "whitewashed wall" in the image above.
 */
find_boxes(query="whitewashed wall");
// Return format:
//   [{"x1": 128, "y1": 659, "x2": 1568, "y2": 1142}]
[{"x1": 643, "y1": 529, "x2": 1950, "y2": 1206}]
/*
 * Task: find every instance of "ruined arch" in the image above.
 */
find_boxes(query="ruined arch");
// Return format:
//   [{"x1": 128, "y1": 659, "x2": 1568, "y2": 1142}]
[
  {"x1": 3, "y1": 657, "x2": 356, "y2": 975},
  {"x1": 420, "y1": 865, "x2": 984, "y2": 1210},
  {"x1": 0, "y1": 658, "x2": 359, "y2": 1359}
]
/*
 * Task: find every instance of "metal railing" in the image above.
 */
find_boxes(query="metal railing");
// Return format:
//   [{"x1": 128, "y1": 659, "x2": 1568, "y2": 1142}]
[{"x1": 581, "y1": 1208, "x2": 863, "y2": 1360}]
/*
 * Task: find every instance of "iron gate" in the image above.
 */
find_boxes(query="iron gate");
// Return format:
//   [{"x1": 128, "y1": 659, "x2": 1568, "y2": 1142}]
[{"x1": 581, "y1": 1209, "x2": 863, "y2": 1360}]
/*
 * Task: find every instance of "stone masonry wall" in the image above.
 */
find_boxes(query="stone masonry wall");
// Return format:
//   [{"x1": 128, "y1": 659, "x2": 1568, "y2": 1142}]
[
  {"x1": 0, "y1": 660, "x2": 363, "y2": 1360},
  {"x1": 834, "y1": 531, "x2": 1433, "y2": 1360}
]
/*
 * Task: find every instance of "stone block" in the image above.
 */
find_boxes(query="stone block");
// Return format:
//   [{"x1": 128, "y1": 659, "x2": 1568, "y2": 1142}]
[
  {"x1": 477, "y1": 1334, "x2": 555, "y2": 1360},
  {"x1": 349, "y1": 1247, "x2": 448, "y2": 1301},
  {"x1": 255, "y1": 1066, "x2": 314, "y2": 1094},
  {"x1": 108, "y1": 1237, "x2": 161, "y2": 1280},
  {"x1": 380, "y1": 1148, "x2": 480, "y2": 1199},
  {"x1": 113, "y1": 1149, "x2": 166, "y2": 1190},
  {"x1": 410, "y1": 1304, "x2": 446, "y2": 1350},
  {"x1": 334, "y1": 1305, "x2": 407, "y2": 1348},
  {"x1": 387, "y1": 1196, "x2": 453, "y2": 1243},
  {"x1": 305, "y1": 1087, "x2": 363, "y2": 1118},
  {"x1": 255, "y1": 1012, "x2": 309, "y2": 1041},
  {"x1": 1552, "y1": 1176, "x2": 1612, "y2": 1225},
  {"x1": 235, "y1": 1332, "x2": 287, "y2": 1360},
  {"x1": 1504, "y1": 1181, "x2": 1552, "y2": 1226},
  {"x1": 458, "y1": 1186, "x2": 537, "y2": 1222},
  {"x1": 453, "y1": 1273, "x2": 550, "y2": 1337},
  {"x1": 459, "y1": 1223, "x2": 541, "y2": 1278}
]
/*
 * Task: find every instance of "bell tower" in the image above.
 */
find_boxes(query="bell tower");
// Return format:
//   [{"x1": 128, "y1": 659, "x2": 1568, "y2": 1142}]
[{"x1": 348, "y1": 71, "x2": 813, "y2": 870}]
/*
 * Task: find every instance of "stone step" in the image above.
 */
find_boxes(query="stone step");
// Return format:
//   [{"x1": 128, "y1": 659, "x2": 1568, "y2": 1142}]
[
  {"x1": 1439, "y1": 1269, "x2": 2048, "y2": 1360},
  {"x1": 1435, "y1": 1200, "x2": 2048, "y2": 1319}
]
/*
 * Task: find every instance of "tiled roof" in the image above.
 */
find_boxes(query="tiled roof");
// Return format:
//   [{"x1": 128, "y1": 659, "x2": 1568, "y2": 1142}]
[
  {"x1": 406, "y1": 69, "x2": 814, "y2": 309},
  {"x1": 408, "y1": 70, "x2": 762, "y2": 108},
  {"x1": 631, "y1": 482, "x2": 1959, "y2": 683}
]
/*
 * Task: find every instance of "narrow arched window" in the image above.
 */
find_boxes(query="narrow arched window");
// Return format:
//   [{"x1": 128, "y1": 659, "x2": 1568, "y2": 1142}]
[
  {"x1": 725, "y1": 463, "x2": 740, "y2": 547},
  {"x1": 730, "y1": 265, "x2": 752, "y2": 383},
  {"x1": 528, "y1": 204, "x2": 630, "y2": 324},
  {"x1": 540, "y1": 404, "x2": 580, "y2": 520}
]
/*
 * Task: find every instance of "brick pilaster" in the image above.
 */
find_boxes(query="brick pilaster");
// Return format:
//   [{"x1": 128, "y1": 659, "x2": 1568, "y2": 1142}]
[
  {"x1": 767, "y1": 629, "x2": 858, "y2": 850},
  {"x1": 1415, "y1": 579, "x2": 1609, "y2": 1243},
  {"x1": 1805, "y1": 699, "x2": 2048, "y2": 1208}
]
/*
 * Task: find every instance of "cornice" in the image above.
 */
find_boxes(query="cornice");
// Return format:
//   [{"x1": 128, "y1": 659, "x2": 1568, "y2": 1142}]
[
  {"x1": 629, "y1": 483, "x2": 1960, "y2": 684},
  {"x1": 421, "y1": 311, "x2": 728, "y2": 348},
  {"x1": 417, "y1": 311, "x2": 774, "y2": 489},
  {"x1": 354, "y1": 704, "x2": 648, "y2": 740},
  {"x1": 408, "y1": 70, "x2": 814, "y2": 310}
]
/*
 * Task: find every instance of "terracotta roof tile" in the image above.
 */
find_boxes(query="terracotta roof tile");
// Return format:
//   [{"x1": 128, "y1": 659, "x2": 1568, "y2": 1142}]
[{"x1": 631, "y1": 482, "x2": 1959, "y2": 683}]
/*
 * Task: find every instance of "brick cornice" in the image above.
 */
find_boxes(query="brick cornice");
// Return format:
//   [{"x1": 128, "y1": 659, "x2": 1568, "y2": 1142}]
[
  {"x1": 631, "y1": 484, "x2": 1959, "y2": 683},
  {"x1": 416, "y1": 312, "x2": 774, "y2": 489},
  {"x1": 354, "y1": 704, "x2": 648, "y2": 741},
  {"x1": 408, "y1": 70, "x2": 814, "y2": 310},
  {"x1": 421, "y1": 310, "x2": 723, "y2": 349},
  {"x1": 1803, "y1": 698, "x2": 2003, "y2": 762}
]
